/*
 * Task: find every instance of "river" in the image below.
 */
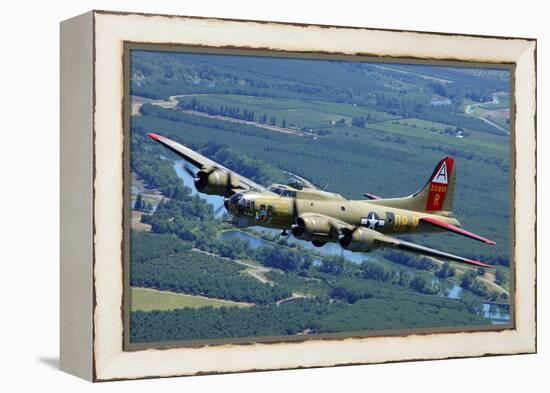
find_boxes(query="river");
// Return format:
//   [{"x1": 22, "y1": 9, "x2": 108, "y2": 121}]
[{"x1": 173, "y1": 160, "x2": 509, "y2": 324}]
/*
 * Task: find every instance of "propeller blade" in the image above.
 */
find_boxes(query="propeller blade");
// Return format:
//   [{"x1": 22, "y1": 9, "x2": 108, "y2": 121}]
[
  {"x1": 339, "y1": 225, "x2": 361, "y2": 244},
  {"x1": 289, "y1": 197, "x2": 300, "y2": 235},
  {"x1": 225, "y1": 171, "x2": 233, "y2": 196},
  {"x1": 213, "y1": 204, "x2": 226, "y2": 215},
  {"x1": 183, "y1": 164, "x2": 197, "y2": 178}
]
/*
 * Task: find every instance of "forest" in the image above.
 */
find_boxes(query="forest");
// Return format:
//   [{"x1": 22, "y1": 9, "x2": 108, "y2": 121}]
[
  {"x1": 131, "y1": 50, "x2": 508, "y2": 136},
  {"x1": 131, "y1": 292, "x2": 487, "y2": 343}
]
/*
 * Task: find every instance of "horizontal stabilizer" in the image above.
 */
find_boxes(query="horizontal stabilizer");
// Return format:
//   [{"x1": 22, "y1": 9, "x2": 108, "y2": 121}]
[
  {"x1": 420, "y1": 216, "x2": 495, "y2": 245},
  {"x1": 363, "y1": 192, "x2": 381, "y2": 200}
]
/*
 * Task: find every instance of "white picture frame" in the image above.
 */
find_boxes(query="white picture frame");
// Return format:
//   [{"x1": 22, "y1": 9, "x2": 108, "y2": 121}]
[{"x1": 60, "y1": 10, "x2": 536, "y2": 381}]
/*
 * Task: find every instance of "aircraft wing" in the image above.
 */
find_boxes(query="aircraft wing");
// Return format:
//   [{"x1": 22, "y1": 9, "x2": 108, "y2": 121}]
[
  {"x1": 372, "y1": 231, "x2": 493, "y2": 268},
  {"x1": 420, "y1": 216, "x2": 495, "y2": 245},
  {"x1": 147, "y1": 133, "x2": 269, "y2": 193}
]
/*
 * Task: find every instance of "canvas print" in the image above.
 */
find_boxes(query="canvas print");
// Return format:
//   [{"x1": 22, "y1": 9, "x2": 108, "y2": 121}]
[{"x1": 127, "y1": 48, "x2": 512, "y2": 346}]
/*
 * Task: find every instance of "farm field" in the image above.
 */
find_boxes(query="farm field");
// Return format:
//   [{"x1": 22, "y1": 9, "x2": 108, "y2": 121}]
[
  {"x1": 175, "y1": 94, "x2": 399, "y2": 128},
  {"x1": 131, "y1": 287, "x2": 251, "y2": 312}
]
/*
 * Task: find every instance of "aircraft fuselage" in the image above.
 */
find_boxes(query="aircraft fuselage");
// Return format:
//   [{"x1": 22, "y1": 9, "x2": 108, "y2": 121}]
[{"x1": 227, "y1": 187, "x2": 460, "y2": 242}]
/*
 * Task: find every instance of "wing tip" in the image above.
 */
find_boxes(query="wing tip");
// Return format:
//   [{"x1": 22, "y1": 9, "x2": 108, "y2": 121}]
[
  {"x1": 147, "y1": 132, "x2": 161, "y2": 141},
  {"x1": 464, "y1": 259, "x2": 494, "y2": 268}
]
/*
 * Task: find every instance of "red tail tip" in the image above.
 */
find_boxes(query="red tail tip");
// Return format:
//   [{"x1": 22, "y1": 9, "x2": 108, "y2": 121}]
[{"x1": 147, "y1": 132, "x2": 161, "y2": 141}]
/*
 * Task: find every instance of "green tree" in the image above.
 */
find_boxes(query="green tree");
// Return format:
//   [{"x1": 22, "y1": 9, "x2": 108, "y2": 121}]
[
  {"x1": 410, "y1": 273, "x2": 439, "y2": 295},
  {"x1": 134, "y1": 193, "x2": 143, "y2": 210},
  {"x1": 436, "y1": 261, "x2": 456, "y2": 279},
  {"x1": 361, "y1": 262, "x2": 392, "y2": 281},
  {"x1": 319, "y1": 257, "x2": 344, "y2": 275},
  {"x1": 460, "y1": 270, "x2": 477, "y2": 289},
  {"x1": 495, "y1": 269, "x2": 508, "y2": 285}
]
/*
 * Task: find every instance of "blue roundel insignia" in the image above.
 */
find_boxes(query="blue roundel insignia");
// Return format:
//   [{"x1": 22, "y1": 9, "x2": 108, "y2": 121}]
[{"x1": 360, "y1": 212, "x2": 385, "y2": 229}]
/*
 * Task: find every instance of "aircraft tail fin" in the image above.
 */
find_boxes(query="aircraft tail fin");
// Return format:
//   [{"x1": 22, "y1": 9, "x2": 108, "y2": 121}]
[{"x1": 370, "y1": 156, "x2": 456, "y2": 215}]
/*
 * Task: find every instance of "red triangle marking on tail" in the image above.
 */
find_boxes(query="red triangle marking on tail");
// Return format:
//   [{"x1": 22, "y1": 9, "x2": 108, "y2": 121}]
[{"x1": 426, "y1": 157, "x2": 454, "y2": 211}]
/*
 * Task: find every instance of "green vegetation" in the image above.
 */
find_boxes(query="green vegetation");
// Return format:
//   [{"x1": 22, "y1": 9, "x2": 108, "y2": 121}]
[
  {"x1": 131, "y1": 287, "x2": 250, "y2": 312},
  {"x1": 131, "y1": 231, "x2": 192, "y2": 263},
  {"x1": 495, "y1": 269, "x2": 508, "y2": 286},
  {"x1": 131, "y1": 295, "x2": 487, "y2": 343},
  {"x1": 254, "y1": 246, "x2": 314, "y2": 271},
  {"x1": 382, "y1": 250, "x2": 439, "y2": 270},
  {"x1": 264, "y1": 271, "x2": 329, "y2": 297},
  {"x1": 459, "y1": 270, "x2": 489, "y2": 298},
  {"x1": 131, "y1": 246, "x2": 290, "y2": 304},
  {"x1": 131, "y1": 52, "x2": 507, "y2": 130},
  {"x1": 436, "y1": 262, "x2": 456, "y2": 279},
  {"x1": 176, "y1": 95, "x2": 397, "y2": 131},
  {"x1": 409, "y1": 273, "x2": 439, "y2": 295},
  {"x1": 130, "y1": 135, "x2": 189, "y2": 200},
  {"x1": 479, "y1": 93, "x2": 510, "y2": 110}
]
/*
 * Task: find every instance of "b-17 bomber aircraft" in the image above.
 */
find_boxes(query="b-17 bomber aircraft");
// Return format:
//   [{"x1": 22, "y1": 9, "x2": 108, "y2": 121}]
[{"x1": 147, "y1": 132, "x2": 495, "y2": 268}]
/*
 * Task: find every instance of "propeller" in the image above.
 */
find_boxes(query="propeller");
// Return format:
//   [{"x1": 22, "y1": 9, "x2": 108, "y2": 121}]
[
  {"x1": 210, "y1": 165, "x2": 240, "y2": 197},
  {"x1": 183, "y1": 164, "x2": 199, "y2": 180},
  {"x1": 224, "y1": 171, "x2": 235, "y2": 197},
  {"x1": 213, "y1": 204, "x2": 226, "y2": 216},
  {"x1": 292, "y1": 197, "x2": 298, "y2": 222},
  {"x1": 339, "y1": 225, "x2": 361, "y2": 248},
  {"x1": 183, "y1": 164, "x2": 208, "y2": 190},
  {"x1": 184, "y1": 164, "x2": 232, "y2": 215},
  {"x1": 328, "y1": 220, "x2": 346, "y2": 241},
  {"x1": 290, "y1": 197, "x2": 301, "y2": 236}
]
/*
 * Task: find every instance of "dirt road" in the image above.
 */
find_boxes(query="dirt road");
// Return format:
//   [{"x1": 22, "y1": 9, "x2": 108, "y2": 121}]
[
  {"x1": 191, "y1": 248, "x2": 274, "y2": 285},
  {"x1": 131, "y1": 94, "x2": 319, "y2": 138},
  {"x1": 464, "y1": 93, "x2": 509, "y2": 134}
]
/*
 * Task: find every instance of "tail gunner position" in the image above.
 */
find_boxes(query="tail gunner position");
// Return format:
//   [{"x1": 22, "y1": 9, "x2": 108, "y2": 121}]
[{"x1": 147, "y1": 133, "x2": 495, "y2": 268}]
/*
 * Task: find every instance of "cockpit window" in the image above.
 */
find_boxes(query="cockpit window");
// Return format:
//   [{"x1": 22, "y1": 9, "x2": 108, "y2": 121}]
[
  {"x1": 281, "y1": 190, "x2": 297, "y2": 198},
  {"x1": 268, "y1": 186, "x2": 284, "y2": 195},
  {"x1": 268, "y1": 186, "x2": 296, "y2": 198},
  {"x1": 230, "y1": 192, "x2": 243, "y2": 205}
]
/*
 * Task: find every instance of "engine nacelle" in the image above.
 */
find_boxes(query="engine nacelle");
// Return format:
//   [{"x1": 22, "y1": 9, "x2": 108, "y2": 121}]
[
  {"x1": 195, "y1": 167, "x2": 231, "y2": 196},
  {"x1": 291, "y1": 215, "x2": 333, "y2": 242},
  {"x1": 339, "y1": 227, "x2": 381, "y2": 253}
]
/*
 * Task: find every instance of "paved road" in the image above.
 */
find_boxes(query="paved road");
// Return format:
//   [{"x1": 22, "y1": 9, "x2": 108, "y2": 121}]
[{"x1": 464, "y1": 93, "x2": 509, "y2": 134}]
